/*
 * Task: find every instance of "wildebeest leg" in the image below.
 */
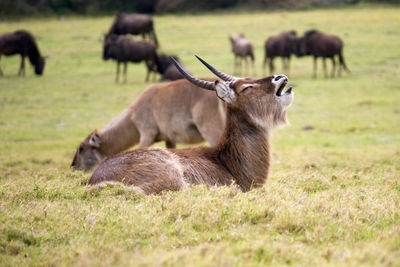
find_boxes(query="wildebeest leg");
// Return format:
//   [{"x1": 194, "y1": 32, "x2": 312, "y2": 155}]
[
  {"x1": 313, "y1": 56, "x2": 318, "y2": 79},
  {"x1": 123, "y1": 62, "x2": 127, "y2": 83},
  {"x1": 0, "y1": 55, "x2": 3, "y2": 76},
  {"x1": 322, "y1": 58, "x2": 327, "y2": 78},
  {"x1": 233, "y1": 55, "x2": 237, "y2": 75},
  {"x1": 115, "y1": 62, "x2": 120, "y2": 83},
  {"x1": 331, "y1": 57, "x2": 336, "y2": 78},
  {"x1": 18, "y1": 55, "x2": 25, "y2": 76},
  {"x1": 165, "y1": 140, "x2": 176, "y2": 149},
  {"x1": 262, "y1": 55, "x2": 268, "y2": 76},
  {"x1": 269, "y1": 57, "x2": 274, "y2": 75}
]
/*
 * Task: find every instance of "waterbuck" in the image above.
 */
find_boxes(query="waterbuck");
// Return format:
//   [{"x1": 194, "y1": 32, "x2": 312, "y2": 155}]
[
  {"x1": 71, "y1": 79, "x2": 226, "y2": 172},
  {"x1": 263, "y1": 31, "x2": 298, "y2": 75},
  {"x1": 108, "y1": 13, "x2": 159, "y2": 47},
  {"x1": 296, "y1": 29, "x2": 350, "y2": 78},
  {"x1": 88, "y1": 56, "x2": 294, "y2": 194},
  {"x1": 103, "y1": 34, "x2": 159, "y2": 82},
  {"x1": 229, "y1": 34, "x2": 255, "y2": 76},
  {"x1": 0, "y1": 30, "x2": 45, "y2": 76}
]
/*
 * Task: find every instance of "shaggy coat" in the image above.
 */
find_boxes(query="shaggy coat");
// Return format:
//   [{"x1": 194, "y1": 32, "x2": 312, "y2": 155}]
[
  {"x1": 88, "y1": 57, "x2": 294, "y2": 194},
  {"x1": 108, "y1": 13, "x2": 159, "y2": 47},
  {"x1": 103, "y1": 34, "x2": 159, "y2": 82},
  {"x1": 296, "y1": 29, "x2": 350, "y2": 78},
  {"x1": 0, "y1": 30, "x2": 45, "y2": 76},
  {"x1": 71, "y1": 79, "x2": 226, "y2": 172},
  {"x1": 263, "y1": 31, "x2": 297, "y2": 74}
]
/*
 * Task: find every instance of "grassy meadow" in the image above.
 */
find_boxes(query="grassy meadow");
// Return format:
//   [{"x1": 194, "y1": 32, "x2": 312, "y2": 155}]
[{"x1": 1, "y1": 4, "x2": 400, "y2": 266}]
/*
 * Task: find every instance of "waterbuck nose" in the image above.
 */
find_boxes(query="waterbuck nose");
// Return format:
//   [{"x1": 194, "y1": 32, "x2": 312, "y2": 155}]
[{"x1": 274, "y1": 75, "x2": 288, "y2": 82}]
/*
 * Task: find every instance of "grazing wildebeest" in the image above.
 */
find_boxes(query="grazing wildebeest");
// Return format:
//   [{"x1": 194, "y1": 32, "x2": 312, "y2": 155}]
[
  {"x1": 108, "y1": 13, "x2": 159, "y2": 47},
  {"x1": 71, "y1": 78, "x2": 226, "y2": 172},
  {"x1": 103, "y1": 34, "x2": 159, "y2": 82},
  {"x1": 154, "y1": 54, "x2": 186, "y2": 81},
  {"x1": 263, "y1": 31, "x2": 298, "y2": 75},
  {"x1": 0, "y1": 30, "x2": 45, "y2": 76},
  {"x1": 229, "y1": 34, "x2": 255, "y2": 76},
  {"x1": 88, "y1": 56, "x2": 294, "y2": 195},
  {"x1": 296, "y1": 29, "x2": 350, "y2": 78}
]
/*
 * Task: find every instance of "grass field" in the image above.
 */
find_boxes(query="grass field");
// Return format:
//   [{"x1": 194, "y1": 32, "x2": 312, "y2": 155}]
[{"x1": 1, "y1": 4, "x2": 400, "y2": 266}]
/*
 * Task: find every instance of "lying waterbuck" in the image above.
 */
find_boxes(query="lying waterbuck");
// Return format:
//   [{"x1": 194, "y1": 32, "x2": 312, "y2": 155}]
[
  {"x1": 108, "y1": 13, "x2": 159, "y2": 47},
  {"x1": 88, "y1": 56, "x2": 294, "y2": 194},
  {"x1": 229, "y1": 34, "x2": 255, "y2": 76},
  {"x1": 263, "y1": 31, "x2": 297, "y2": 75},
  {"x1": 296, "y1": 29, "x2": 350, "y2": 78},
  {"x1": 71, "y1": 79, "x2": 226, "y2": 172},
  {"x1": 103, "y1": 34, "x2": 158, "y2": 82},
  {"x1": 0, "y1": 30, "x2": 45, "y2": 76}
]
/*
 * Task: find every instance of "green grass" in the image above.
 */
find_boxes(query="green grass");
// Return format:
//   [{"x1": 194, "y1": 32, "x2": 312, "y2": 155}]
[{"x1": 1, "y1": 4, "x2": 400, "y2": 266}]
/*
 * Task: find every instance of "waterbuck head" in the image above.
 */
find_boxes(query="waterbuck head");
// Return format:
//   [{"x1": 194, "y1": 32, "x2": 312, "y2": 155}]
[
  {"x1": 71, "y1": 130, "x2": 105, "y2": 172},
  {"x1": 171, "y1": 56, "x2": 293, "y2": 130}
]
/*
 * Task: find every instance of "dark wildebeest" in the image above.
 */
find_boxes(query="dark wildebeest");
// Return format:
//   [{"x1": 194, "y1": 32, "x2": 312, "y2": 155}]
[
  {"x1": 108, "y1": 13, "x2": 159, "y2": 47},
  {"x1": 296, "y1": 29, "x2": 350, "y2": 78},
  {"x1": 87, "y1": 56, "x2": 294, "y2": 194},
  {"x1": 229, "y1": 34, "x2": 255, "y2": 76},
  {"x1": 154, "y1": 54, "x2": 186, "y2": 81},
  {"x1": 103, "y1": 34, "x2": 159, "y2": 82},
  {"x1": 0, "y1": 30, "x2": 45, "y2": 76},
  {"x1": 263, "y1": 31, "x2": 298, "y2": 75}
]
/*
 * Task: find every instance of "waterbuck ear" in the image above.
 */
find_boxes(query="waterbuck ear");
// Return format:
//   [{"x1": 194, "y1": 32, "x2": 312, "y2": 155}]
[
  {"x1": 215, "y1": 81, "x2": 236, "y2": 103},
  {"x1": 89, "y1": 133, "x2": 101, "y2": 148}
]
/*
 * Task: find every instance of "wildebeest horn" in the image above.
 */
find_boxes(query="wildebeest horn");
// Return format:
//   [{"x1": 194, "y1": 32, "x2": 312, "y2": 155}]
[
  {"x1": 195, "y1": 55, "x2": 237, "y2": 82},
  {"x1": 170, "y1": 57, "x2": 215, "y2": 91}
]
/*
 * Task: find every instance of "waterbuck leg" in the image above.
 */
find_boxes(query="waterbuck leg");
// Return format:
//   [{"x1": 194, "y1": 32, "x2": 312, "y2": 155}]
[
  {"x1": 331, "y1": 57, "x2": 336, "y2": 78},
  {"x1": 323, "y1": 57, "x2": 327, "y2": 78},
  {"x1": 244, "y1": 56, "x2": 249, "y2": 76},
  {"x1": 313, "y1": 56, "x2": 318, "y2": 79},
  {"x1": 165, "y1": 140, "x2": 176, "y2": 149},
  {"x1": 115, "y1": 62, "x2": 120, "y2": 83},
  {"x1": 123, "y1": 62, "x2": 127, "y2": 83},
  {"x1": 138, "y1": 130, "x2": 158, "y2": 148}
]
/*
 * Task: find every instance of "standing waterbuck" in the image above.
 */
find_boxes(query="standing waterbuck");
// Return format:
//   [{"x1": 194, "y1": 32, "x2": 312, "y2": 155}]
[
  {"x1": 88, "y1": 56, "x2": 294, "y2": 194},
  {"x1": 229, "y1": 34, "x2": 255, "y2": 76},
  {"x1": 72, "y1": 79, "x2": 226, "y2": 172}
]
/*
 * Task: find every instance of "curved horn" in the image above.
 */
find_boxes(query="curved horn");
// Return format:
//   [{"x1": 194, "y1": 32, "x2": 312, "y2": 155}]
[
  {"x1": 195, "y1": 55, "x2": 237, "y2": 81},
  {"x1": 170, "y1": 57, "x2": 215, "y2": 91}
]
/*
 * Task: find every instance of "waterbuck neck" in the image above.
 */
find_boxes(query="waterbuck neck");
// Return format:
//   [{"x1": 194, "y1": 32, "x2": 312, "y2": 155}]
[
  {"x1": 97, "y1": 108, "x2": 140, "y2": 156},
  {"x1": 216, "y1": 106, "x2": 271, "y2": 191}
]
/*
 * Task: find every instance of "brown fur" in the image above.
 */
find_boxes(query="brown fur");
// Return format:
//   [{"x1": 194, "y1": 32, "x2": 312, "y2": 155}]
[
  {"x1": 263, "y1": 31, "x2": 297, "y2": 75},
  {"x1": 108, "y1": 13, "x2": 159, "y2": 47},
  {"x1": 88, "y1": 62, "x2": 294, "y2": 195},
  {"x1": 103, "y1": 34, "x2": 159, "y2": 82},
  {"x1": 0, "y1": 30, "x2": 45, "y2": 76},
  {"x1": 71, "y1": 79, "x2": 226, "y2": 172},
  {"x1": 296, "y1": 29, "x2": 350, "y2": 78},
  {"x1": 229, "y1": 34, "x2": 255, "y2": 76}
]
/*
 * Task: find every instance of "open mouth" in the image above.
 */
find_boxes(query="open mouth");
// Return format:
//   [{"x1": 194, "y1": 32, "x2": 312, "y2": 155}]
[{"x1": 276, "y1": 81, "x2": 293, "y2": 97}]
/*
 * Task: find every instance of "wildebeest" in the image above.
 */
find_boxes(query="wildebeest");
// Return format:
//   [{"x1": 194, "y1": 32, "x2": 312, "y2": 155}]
[
  {"x1": 71, "y1": 78, "x2": 226, "y2": 172},
  {"x1": 229, "y1": 34, "x2": 255, "y2": 76},
  {"x1": 263, "y1": 31, "x2": 298, "y2": 75},
  {"x1": 154, "y1": 54, "x2": 186, "y2": 81},
  {"x1": 87, "y1": 56, "x2": 294, "y2": 195},
  {"x1": 103, "y1": 34, "x2": 159, "y2": 82},
  {"x1": 296, "y1": 29, "x2": 350, "y2": 78},
  {"x1": 108, "y1": 13, "x2": 159, "y2": 47},
  {"x1": 0, "y1": 30, "x2": 45, "y2": 76}
]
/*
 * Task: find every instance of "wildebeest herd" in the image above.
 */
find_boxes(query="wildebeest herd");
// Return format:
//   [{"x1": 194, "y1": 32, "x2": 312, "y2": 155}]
[{"x1": 1, "y1": 13, "x2": 350, "y2": 194}]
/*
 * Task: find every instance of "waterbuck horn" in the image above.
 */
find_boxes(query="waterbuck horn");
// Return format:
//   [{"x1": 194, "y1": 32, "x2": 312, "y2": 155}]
[
  {"x1": 170, "y1": 57, "x2": 216, "y2": 91},
  {"x1": 195, "y1": 55, "x2": 237, "y2": 82}
]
